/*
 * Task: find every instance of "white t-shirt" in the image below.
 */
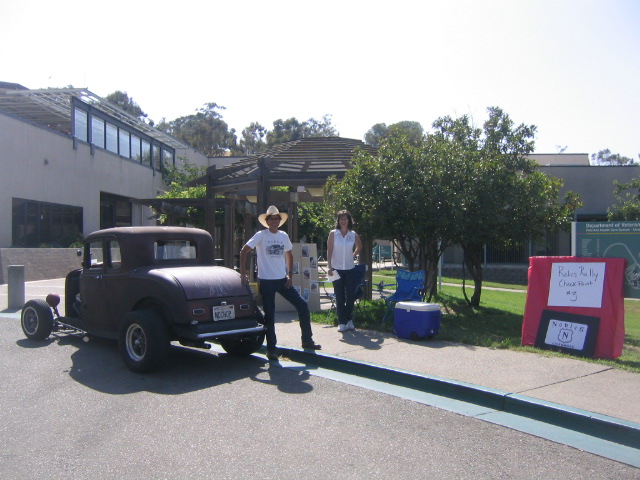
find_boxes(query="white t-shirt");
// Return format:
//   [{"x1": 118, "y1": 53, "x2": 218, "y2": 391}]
[
  {"x1": 331, "y1": 229, "x2": 357, "y2": 270},
  {"x1": 245, "y1": 229, "x2": 292, "y2": 280}
]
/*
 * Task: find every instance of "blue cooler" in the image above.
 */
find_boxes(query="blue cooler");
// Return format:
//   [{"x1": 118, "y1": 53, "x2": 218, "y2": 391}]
[{"x1": 394, "y1": 301, "x2": 441, "y2": 340}]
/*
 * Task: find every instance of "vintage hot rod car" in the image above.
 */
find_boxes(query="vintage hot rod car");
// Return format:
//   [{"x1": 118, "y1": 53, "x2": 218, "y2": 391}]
[{"x1": 20, "y1": 226, "x2": 265, "y2": 372}]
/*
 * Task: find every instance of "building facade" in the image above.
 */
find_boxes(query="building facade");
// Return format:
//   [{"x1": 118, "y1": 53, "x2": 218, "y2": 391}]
[{"x1": 0, "y1": 83, "x2": 208, "y2": 248}]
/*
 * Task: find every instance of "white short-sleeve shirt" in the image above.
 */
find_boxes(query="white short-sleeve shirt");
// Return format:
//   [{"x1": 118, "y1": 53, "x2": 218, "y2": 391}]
[{"x1": 245, "y1": 229, "x2": 292, "y2": 280}]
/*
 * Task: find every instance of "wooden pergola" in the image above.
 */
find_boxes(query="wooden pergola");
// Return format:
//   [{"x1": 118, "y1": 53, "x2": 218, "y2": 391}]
[{"x1": 196, "y1": 136, "x2": 376, "y2": 270}]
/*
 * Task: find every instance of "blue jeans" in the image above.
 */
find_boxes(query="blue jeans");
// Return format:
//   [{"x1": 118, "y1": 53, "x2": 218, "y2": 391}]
[
  {"x1": 333, "y1": 268, "x2": 356, "y2": 324},
  {"x1": 259, "y1": 278, "x2": 313, "y2": 351}
]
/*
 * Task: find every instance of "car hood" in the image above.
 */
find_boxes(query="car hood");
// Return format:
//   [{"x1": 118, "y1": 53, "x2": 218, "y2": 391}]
[{"x1": 151, "y1": 266, "x2": 249, "y2": 300}]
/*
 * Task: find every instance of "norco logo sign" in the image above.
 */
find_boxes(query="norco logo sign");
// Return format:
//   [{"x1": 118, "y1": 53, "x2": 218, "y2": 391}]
[{"x1": 544, "y1": 319, "x2": 589, "y2": 350}]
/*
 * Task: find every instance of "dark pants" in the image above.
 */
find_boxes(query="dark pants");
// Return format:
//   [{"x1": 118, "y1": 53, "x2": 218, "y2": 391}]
[
  {"x1": 333, "y1": 268, "x2": 356, "y2": 325},
  {"x1": 259, "y1": 278, "x2": 313, "y2": 351}
]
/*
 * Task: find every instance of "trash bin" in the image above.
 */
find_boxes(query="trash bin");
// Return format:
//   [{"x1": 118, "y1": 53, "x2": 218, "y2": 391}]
[{"x1": 394, "y1": 301, "x2": 441, "y2": 340}]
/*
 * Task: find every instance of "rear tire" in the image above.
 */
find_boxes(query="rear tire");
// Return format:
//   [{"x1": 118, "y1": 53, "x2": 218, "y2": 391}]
[
  {"x1": 118, "y1": 310, "x2": 169, "y2": 373},
  {"x1": 220, "y1": 330, "x2": 266, "y2": 356},
  {"x1": 21, "y1": 300, "x2": 54, "y2": 340}
]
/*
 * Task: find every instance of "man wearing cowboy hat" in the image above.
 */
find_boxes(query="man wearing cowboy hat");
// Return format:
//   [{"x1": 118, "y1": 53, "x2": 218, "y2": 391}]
[{"x1": 240, "y1": 205, "x2": 321, "y2": 361}]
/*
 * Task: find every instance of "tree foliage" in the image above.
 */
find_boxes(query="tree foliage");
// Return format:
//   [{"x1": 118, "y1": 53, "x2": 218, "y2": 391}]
[
  {"x1": 324, "y1": 134, "x2": 449, "y2": 299},
  {"x1": 237, "y1": 122, "x2": 268, "y2": 155},
  {"x1": 432, "y1": 107, "x2": 580, "y2": 306},
  {"x1": 297, "y1": 202, "x2": 332, "y2": 246},
  {"x1": 157, "y1": 103, "x2": 237, "y2": 156},
  {"x1": 155, "y1": 160, "x2": 207, "y2": 227},
  {"x1": 264, "y1": 114, "x2": 338, "y2": 146},
  {"x1": 591, "y1": 149, "x2": 638, "y2": 166},
  {"x1": 608, "y1": 178, "x2": 640, "y2": 220},
  {"x1": 105, "y1": 91, "x2": 149, "y2": 123},
  {"x1": 364, "y1": 121, "x2": 424, "y2": 147},
  {"x1": 327, "y1": 107, "x2": 580, "y2": 307}
]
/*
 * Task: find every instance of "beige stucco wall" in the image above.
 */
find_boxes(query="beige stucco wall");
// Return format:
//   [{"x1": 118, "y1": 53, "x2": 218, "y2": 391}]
[{"x1": 0, "y1": 112, "x2": 168, "y2": 247}]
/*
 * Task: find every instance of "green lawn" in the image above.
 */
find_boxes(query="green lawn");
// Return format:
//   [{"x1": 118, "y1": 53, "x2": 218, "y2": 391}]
[{"x1": 313, "y1": 270, "x2": 640, "y2": 373}]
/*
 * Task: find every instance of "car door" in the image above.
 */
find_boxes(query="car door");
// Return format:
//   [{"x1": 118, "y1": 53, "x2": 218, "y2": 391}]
[{"x1": 79, "y1": 237, "x2": 115, "y2": 337}]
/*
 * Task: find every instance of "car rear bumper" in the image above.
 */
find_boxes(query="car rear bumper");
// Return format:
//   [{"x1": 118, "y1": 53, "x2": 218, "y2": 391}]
[{"x1": 172, "y1": 320, "x2": 265, "y2": 341}]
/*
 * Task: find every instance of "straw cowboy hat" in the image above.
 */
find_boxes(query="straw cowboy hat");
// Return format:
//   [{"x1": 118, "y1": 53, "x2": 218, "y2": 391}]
[{"x1": 258, "y1": 205, "x2": 288, "y2": 228}]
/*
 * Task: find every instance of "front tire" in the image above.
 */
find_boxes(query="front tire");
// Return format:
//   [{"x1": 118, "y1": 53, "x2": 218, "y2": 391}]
[
  {"x1": 118, "y1": 310, "x2": 169, "y2": 373},
  {"x1": 220, "y1": 330, "x2": 266, "y2": 356},
  {"x1": 21, "y1": 300, "x2": 54, "y2": 340}
]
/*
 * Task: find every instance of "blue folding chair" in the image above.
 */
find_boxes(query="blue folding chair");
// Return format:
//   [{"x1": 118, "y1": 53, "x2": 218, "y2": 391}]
[{"x1": 377, "y1": 269, "x2": 425, "y2": 323}]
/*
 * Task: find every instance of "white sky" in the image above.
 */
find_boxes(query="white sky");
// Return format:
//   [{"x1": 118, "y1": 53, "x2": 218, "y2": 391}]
[{"x1": 1, "y1": 0, "x2": 638, "y2": 158}]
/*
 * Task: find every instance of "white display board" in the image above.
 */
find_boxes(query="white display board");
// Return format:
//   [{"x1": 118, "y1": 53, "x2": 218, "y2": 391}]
[{"x1": 547, "y1": 262, "x2": 606, "y2": 308}]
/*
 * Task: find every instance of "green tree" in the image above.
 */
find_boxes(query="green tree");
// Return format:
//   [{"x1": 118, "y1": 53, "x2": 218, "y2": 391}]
[
  {"x1": 328, "y1": 107, "x2": 580, "y2": 307},
  {"x1": 608, "y1": 178, "x2": 640, "y2": 220},
  {"x1": 237, "y1": 122, "x2": 268, "y2": 155},
  {"x1": 298, "y1": 202, "x2": 331, "y2": 246},
  {"x1": 104, "y1": 91, "x2": 149, "y2": 123},
  {"x1": 324, "y1": 133, "x2": 449, "y2": 299},
  {"x1": 433, "y1": 107, "x2": 580, "y2": 307},
  {"x1": 364, "y1": 123, "x2": 388, "y2": 147},
  {"x1": 591, "y1": 149, "x2": 638, "y2": 166},
  {"x1": 156, "y1": 159, "x2": 207, "y2": 227},
  {"x1": 158, "y1": 103, "x2": 237, "y2": 156},
  {"x1": 265, "y1": 115, "x2": 338, "y2": 146},
  {"x1": 301, "y1": 114, "x2": 339, "y2": 137},
  {"x1": 364, "y1": 121, "x2": 424, "y2": 147}
]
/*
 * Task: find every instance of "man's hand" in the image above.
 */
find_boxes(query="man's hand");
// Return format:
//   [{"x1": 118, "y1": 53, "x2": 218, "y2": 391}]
[
  {"x1": 240, "y1": 272, "x2": 249, "y2": 285},
  {"x1": 285, "y1": 274, "x2": 292, "y2": 288}
]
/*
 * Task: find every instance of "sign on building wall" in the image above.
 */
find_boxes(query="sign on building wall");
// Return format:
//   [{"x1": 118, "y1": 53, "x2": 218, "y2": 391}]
[{"x1": 572, "y1": 221, "x2": 640, "y2": 299}]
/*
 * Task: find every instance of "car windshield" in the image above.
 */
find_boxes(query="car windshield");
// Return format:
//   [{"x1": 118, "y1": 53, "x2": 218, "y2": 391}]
[{"x1": 154, "y1": 240, "x2": 197, "y2": 260}]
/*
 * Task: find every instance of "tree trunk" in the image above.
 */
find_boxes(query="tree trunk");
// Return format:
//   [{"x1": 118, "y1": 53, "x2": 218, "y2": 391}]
[
  {"x1": 462, "y1": 242, "x2": 484, "y2": 307},
  {"x1": 424, "y1": 239, "x2": 440, "y2": 301}
]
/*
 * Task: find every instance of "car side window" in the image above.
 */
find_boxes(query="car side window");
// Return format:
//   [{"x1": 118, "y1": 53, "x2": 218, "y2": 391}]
[
  {"x1": 108, "y1": 241, "x2": 121, "y2": 271},
  {"x1": 85, "y1": 240, "x2": 104, "y2": 270}
]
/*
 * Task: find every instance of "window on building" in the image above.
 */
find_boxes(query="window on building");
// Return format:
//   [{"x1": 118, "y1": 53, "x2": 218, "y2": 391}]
[
  {"x1": 100, "y1": 193, "x2": 132, "y2": 229},
  {"x1": 131, "y1": 134, "x2": 141, "y2": 162},
  {"x1": 12, "y1": 198, "x2": 83, "y2": 247},
  {"x1": 91, "y1": 116, "x2": 105, "y2": 149},
  {"x1": 72, "y1": 99, "x2": 175, "y2": 168},
  {"x1": 163, "y1": 148, "x2": 174, "y2": 171},
  {"x1": 74, "y1": 108, "x2": 88, "y2": 142},
  {"x1": 153, "y1": 144, "x2": 161, "y2": 171},
  {"x1": 106, "y1": 122, "x2": 118, "y2": 153},
  {"x1": 141, "y1": 140, "x2": 151, "y2": 165},
  {"x1": 119, "y1": 129, "x2": 130, "y2": 158}
]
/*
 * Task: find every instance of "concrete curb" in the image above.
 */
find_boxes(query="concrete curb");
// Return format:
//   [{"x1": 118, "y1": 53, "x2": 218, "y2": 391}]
[{"x1": 272, "y1": 346, "x2": 640, "y2": 450}]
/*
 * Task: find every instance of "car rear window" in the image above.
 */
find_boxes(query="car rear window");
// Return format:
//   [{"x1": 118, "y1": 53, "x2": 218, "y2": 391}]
[{"x1": 154, "y1": 240, "x2": 197, "y2": 260}]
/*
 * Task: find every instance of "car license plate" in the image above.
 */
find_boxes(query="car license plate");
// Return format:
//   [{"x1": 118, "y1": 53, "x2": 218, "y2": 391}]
[{"x1": 213, "y1": 304, "x2": 235, "y2": 321}]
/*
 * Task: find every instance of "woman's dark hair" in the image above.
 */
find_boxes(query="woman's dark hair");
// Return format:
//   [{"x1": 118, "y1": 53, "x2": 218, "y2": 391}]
[{"x1": 334, "y1": 210, "x2": 354, "y2": 230}]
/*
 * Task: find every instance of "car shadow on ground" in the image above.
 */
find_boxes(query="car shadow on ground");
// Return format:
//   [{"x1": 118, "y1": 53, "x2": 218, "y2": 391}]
[{"x1": 18, "y1": 334, "x2": 291, "y2": 395}]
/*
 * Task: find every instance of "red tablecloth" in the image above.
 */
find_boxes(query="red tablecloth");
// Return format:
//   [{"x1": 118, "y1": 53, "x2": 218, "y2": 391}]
[{"x1": 522, "y1": 256, "x2": 625, "y2": 359}]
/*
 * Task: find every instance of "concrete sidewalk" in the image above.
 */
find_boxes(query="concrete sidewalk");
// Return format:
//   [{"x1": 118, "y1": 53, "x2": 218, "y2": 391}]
[
  {"x1": 272, "y1": 311, "x2": 640, "y2": 425},
  {"x1": 2, "y1": 278, "x2": 639, "y2": 442}
]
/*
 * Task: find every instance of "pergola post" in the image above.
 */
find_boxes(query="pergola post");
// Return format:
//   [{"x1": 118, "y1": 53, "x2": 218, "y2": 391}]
[
  {"x1": 257, "y1": 158, "x2": 270, "y2": 217},
  {"x1": 223, "y1": 195, "x2": 236, "y2": 268},
  {"x1": 205, "y1": 165, "x2": 217, "y2": 255}
]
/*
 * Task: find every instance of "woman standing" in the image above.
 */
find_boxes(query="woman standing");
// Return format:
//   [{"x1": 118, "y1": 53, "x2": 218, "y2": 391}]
[{"x1": 327, "y1": 210, "x2": 363, "y2": 332}]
